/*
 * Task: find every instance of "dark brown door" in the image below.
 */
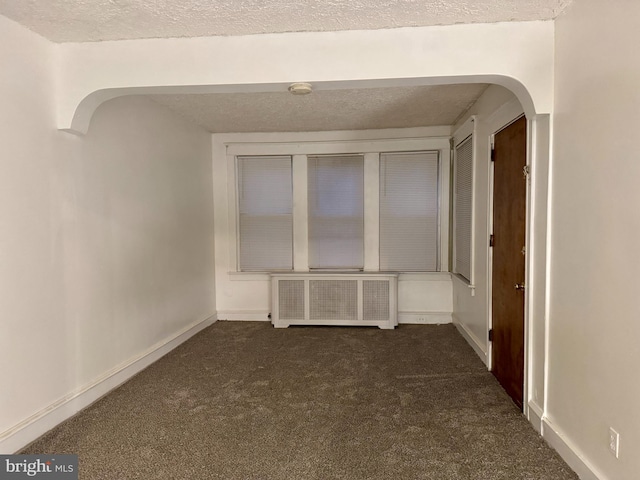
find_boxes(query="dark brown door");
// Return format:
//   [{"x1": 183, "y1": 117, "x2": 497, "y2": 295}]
[{"x1": 491, "y1": 116, "x2": 527, "y2": 409}]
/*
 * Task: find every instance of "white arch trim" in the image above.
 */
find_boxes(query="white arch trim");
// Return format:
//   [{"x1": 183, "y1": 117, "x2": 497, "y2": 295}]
[{"x1": 57, "y1": 21, "x2": 554, "y2": 135}]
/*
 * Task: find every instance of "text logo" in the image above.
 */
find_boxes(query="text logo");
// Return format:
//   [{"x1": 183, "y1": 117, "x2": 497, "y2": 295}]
[{"x1": 0, "y1": 455, "x2": 77, "y2": 479}]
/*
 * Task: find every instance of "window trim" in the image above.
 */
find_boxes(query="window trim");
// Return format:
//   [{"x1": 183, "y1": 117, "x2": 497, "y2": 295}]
[{"x1": 225, "y1": 134, "x2": 451, "y2": 275}]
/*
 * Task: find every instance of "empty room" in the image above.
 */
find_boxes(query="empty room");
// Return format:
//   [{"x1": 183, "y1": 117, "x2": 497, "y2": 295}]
[{"x1": 1, "y1": 1, "x2": 638, "y2": 479}]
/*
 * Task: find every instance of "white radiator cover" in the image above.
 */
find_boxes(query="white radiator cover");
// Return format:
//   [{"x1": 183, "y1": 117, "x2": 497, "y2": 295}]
[{"x1": 271, "y1": 273, "x2": 398, "y2": 329}]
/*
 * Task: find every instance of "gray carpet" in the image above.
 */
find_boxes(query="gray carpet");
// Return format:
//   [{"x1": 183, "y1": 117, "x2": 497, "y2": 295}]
[{"x1": 23, "y1": 322, "x2": 577, "y2": 479}]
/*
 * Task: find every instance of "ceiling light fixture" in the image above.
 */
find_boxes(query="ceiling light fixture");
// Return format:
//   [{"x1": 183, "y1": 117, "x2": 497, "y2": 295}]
[{"x1": 288, "y1": 82, "x2": 313, "y2": 95}]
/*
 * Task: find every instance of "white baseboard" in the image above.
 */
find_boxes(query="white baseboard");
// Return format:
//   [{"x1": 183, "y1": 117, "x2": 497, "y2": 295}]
[
  {"x1": 0, "y1": 313, "x2": 217, "y2": 454},
  {"x1": 220, "y1": 311, "x2": 450, "y2": 325},
  {"x1": 398, "y1": 312, "x2": 452, "y2": 324},
  {"x1": 452, "y1": 315, "x2": 488, "y2": 365},
  {"x1": 217, "y1": 310, "x2": 270, "y2": 321},
  {"x1": 542, "y1": 417, "x2": 605, "y2": 480},
  {"x1": 528, "y1": 400, "x2": 543, "y2": 434}
]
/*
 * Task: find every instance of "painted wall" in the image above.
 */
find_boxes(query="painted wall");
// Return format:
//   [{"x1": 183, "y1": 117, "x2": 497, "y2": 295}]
[
  {"x1": 212, "y1": 129, "x2": 453, "y2": 323},
  {"x1": 451, "y1": 86, "x2": 552, "y2": 430},
  {"x1": 56, "y1": 20, "x2": 555, "y2": 134},
  {"x1": 451, "y1": 85, "x2": 523, "y2": 363},
  {"x1": 0, "y1": 15, "x2": 216, "y2": 452},
  {"x1": 546, "y1": 0, "x2": 640, "y2": 478}
]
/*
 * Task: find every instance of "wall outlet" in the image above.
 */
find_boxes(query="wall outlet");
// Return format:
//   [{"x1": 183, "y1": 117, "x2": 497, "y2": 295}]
[{"x1": 609, "y1": 427, "x2": 620, "y2": 458}]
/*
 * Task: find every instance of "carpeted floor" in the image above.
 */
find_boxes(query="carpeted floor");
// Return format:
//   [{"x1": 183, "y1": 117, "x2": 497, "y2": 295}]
[{"x1": 23, "y1": 322, "x2": 577, "y2": 479}]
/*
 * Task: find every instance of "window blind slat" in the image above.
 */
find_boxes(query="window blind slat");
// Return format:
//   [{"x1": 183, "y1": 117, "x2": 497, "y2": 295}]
[
  {"x1": 308, "y1": 155, "x2": 364, "y2": 269},
  {"x1": 379, "y1": 151, "x2": 439, "y2": 272},
  {"x1": 454, "y1": 137, "x2": 473, "y2": 281},
  {"x1": 238, "y1": 156, "x2": 293, "y2": 271}
]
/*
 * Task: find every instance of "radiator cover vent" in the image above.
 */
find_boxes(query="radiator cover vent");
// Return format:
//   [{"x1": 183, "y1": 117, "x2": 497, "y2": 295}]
[
  {"x1": 278, "y1": 279, "x2": 305, "y2": 321},
  {"x1": 271, "y1": 273, "x2": 397, "y2": 329},
  {"x1": 363, "y1": 280, "x2": 390, "y2": 321},
  {"x1": 310, "y1": 279, "x2": 358, "y2": 320}
]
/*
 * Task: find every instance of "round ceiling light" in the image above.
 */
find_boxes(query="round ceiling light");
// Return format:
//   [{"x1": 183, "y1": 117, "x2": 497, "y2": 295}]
[{"x1": 288, "y1": 82, "x2": 313, "y2": 95}]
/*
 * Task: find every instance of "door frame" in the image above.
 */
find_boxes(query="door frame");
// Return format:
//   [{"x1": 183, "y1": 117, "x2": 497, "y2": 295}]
[{"x1": 485, "y1": 98, "x2": 531, "y2": 415}]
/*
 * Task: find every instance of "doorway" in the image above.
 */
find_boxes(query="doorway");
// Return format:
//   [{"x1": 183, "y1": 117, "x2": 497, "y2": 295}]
[{"x1": 490, "y1": 115, "x2": 527, "y2": 409}]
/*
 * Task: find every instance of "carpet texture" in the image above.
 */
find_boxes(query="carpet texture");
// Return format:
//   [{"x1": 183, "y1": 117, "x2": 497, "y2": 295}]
[{"x1": 23, "y1": 322, "x2": 577, "y2": 479}]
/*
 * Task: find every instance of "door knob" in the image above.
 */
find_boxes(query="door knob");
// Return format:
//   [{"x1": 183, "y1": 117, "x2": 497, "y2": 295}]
[{"x1": 514, "y1": 283, "x2": 525, "y2": 291}]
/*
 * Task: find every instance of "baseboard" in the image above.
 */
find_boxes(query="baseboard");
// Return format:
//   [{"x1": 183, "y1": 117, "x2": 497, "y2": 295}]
[
  {"x1": 398, "y1": 312, "x2": 452, "y2": 325},
  {"x1": 0, "y1": 313, "x2": 217, "y2": 454},
  {"x1": 528, "y1": 400, "x2": 543, "y2": 434},
  {"x1": 542, "y1": 417, "x2": 605, "y2": 480},
  {"x1": 217, "y1": 310, "x2": 270, "y2": 321},
  {"x1": 452, "y1": 314, "x2": 488, "y2": 365},
  {"x1": 220, "y1": 311, "x2": 450, "y2": 325}
]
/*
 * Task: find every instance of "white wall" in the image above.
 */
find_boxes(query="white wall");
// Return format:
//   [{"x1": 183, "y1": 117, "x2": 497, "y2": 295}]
[
  {"x1": 546, "y1": 0, "x2": 640, "y2": 478},
  {"x1": 56, "y1": 21, "x2": 555, "y2": 134},
  {"x1": 451, "y1": 85, "x2": 523, "y2": 363},
  {"x1": 0, "y1": 15, "x2": 216, "y2": 453},
  {"x1": 212, "y1": 129, "x2": 453, "y2": 323},
  {"x1": 451, "y1": 86, "x2": 553, "y2": 431}
]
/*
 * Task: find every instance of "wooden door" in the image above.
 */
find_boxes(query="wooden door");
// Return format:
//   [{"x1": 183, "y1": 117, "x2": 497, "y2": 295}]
[{"x1": 491, "y1": 116, "x2": 527, "y2": 409}]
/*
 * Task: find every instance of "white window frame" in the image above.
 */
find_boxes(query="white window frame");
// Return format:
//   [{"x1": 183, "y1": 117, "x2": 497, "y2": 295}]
[{"x1": 224, "y1": 131, "x2": 451, "y2": 275}]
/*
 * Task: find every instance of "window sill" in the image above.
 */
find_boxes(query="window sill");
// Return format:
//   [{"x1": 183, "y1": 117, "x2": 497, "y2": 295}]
[
  {"x1": 228, "y1": 271, "x2": 453, "y2": 282},
  {"x1": 451, "y1": 272, "x2": 476, "y2": 296},
  {"x1": 228, "y1": 272, "x2": 271, "y2": 281}
]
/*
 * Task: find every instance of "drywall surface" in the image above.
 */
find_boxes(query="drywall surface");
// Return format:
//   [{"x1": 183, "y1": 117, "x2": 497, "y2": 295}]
[
  {"x1": 549, "y1": 0, "x2": 640, "y2": 477},
  {"x1": 56, "y1": 20, "x2": 554, "y2": 133},
  {"x1": 0, "y1": 14, "x2": 215, "y2": 451},
  {"x1": 451, "y1": 85, "x2": 522, "y2": 362}
]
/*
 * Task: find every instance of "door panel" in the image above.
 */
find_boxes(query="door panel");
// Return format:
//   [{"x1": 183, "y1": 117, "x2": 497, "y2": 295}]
[{"x1": 491, "y1": 116, "x2": 527, "y2": 409}]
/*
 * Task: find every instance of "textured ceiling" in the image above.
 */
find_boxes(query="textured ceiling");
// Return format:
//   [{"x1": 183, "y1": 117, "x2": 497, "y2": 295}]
[
  {"x1": 0, "y1": 0, "x2": 573, "y2": 43},
  {"x1": 148, "y1": 84, "x2": 489, "y2": 133}
]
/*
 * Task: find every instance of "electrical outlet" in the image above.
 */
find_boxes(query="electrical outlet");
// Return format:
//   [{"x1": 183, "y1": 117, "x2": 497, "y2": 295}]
[{"x1": 609, "y1": 427, "x2": 620, "y2": 458}]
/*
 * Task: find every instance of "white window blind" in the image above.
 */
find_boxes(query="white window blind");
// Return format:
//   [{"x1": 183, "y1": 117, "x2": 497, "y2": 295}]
[
  {"x1": 454, "y1": 137, "x2": 473, "y2": 281},
  {"x1": 379, "y1": 151, "x2": 439, "y2": 272},
  {"x1": 308, "y1": 155, "x2": 364, "y2": 269},
  {"x1": 237, "y1": 156, "x2": 293, "y2": 271}
]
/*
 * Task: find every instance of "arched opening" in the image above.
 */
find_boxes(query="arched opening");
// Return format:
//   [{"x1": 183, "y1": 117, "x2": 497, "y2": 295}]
[{"x1": 76, "y1": 77, "x2": 548, "y2": 421}]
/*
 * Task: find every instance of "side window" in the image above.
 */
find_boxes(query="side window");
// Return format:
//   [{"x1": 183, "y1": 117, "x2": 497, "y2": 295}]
[{"x1": 453, "y1": 137, "x2": 473, "y2": 281}]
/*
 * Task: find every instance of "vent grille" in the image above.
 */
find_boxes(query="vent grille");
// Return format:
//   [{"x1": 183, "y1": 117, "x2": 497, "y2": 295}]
[
  {"x1": 271, "y1": 274, "x2": 397, "y2": 329},
  {"x1": 278, "y1": 280, "x2": 305, "y2": 320},
  {"x1": 363, "y1": 280, "x2": 390, "y2": 321},
  {"x1": 309, "y1": 280, "x2": 358, "y2": 320}
]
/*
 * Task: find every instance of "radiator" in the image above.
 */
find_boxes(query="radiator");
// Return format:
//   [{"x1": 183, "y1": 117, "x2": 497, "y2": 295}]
[{"x1": 270, "y1": 273, "x2": 398, "y2": 329}]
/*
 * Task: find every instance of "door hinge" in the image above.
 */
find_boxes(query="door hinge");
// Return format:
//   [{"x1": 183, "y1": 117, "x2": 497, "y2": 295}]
[
  {"x1": 488, "y1": 329, "x2": 494, "y2": 342},
  {"x1": 489, "y1": 234, "x2": 494, "y2": 247},
  {"x1": 523, "y1": 165, "x2": 531, "y2": 179},
  {"x1": 490, "y1": 147, "x2": 496, "y2": 162}
]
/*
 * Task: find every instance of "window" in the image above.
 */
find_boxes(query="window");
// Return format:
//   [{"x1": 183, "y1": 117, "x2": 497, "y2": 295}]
[
  {"x1": 237, "y1": 156, "x2": 293, "y2": 271},
  {"x1": 453, "y1": 136, "x2": 473, "y2": 281},
  {"x1": 308, "y1": 155, "x2": 364, "y2": 269},
  {"x1": 379, "y1": 151, "x2": 440, "y2": 271}
]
